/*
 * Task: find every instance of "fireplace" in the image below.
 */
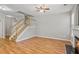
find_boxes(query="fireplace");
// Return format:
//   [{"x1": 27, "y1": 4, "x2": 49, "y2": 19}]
[
  {"x1": 65, "y1": 44, "x2": 74, "y2": 54},
  {"x1": 65, "y1": 36, "x2": 79, "y2": 54},
  {"x1": 75, "y1": 36, "x2": 79, "y2": 54}
]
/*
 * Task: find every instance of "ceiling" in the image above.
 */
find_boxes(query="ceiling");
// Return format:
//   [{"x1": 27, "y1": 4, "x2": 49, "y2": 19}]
[{"x1": 0, "y1": 4, "x2": 74, "y2": 17}]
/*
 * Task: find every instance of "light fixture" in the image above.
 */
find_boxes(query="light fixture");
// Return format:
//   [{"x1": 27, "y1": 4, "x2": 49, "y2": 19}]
[{"x1": 35, "y1": 4, "x2": 50, "y2": 13}]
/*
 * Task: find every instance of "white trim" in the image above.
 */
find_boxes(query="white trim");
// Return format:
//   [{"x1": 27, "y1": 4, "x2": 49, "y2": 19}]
[
  {"x1": 16, "y1": 35, "x2": 71, "y2": 42},
  {"x1": 36, "y1": 35, "x2": 71, "y2": 42},
  {"x1": 16, "y1": 35, "x2": 35, "y2": 42}
]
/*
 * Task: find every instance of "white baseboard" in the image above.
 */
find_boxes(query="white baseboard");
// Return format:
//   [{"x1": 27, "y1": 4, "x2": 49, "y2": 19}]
[
  {"x1": 36, "y1": 35, "x2": 71, "y2": 42},
  {"x1": 16, "y1": 35, "x2": 35, "y2": 42},
  {"x1": 16, "y1": 35, "x2": 71, "y2": 42}
]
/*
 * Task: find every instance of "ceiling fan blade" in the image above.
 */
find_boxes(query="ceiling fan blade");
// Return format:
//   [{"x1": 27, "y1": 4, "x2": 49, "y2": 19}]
[
  {"x1": 64, "y1": 4, "x2": 67, "y2": 6},
  {"x1": 45, "y1": 8, "x2": 50, "y2": 10},
  {"x1": 36, "y1": 9, "x2": 40, "y2": 12}
]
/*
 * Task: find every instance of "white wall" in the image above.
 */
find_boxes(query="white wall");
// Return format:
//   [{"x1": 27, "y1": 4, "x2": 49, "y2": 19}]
[{"x1": 35, "y1": 12, "x2": 71, "y2": 40}]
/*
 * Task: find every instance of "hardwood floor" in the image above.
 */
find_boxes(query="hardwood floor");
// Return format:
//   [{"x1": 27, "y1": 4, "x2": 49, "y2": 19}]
[{"x1": 0, "y1": 37, "x2": 71, "y2": 54}]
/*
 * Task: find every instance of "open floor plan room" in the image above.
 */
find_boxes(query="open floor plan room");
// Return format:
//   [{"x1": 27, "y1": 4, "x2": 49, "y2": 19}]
[{"x1": 0, "y1": 4, "x2": 79, "y2": 54}]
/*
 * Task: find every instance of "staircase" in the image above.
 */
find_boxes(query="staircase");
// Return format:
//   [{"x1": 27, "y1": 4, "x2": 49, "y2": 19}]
[{"x1": 9, "y1": 16, "x2": 32, "y2": 41}]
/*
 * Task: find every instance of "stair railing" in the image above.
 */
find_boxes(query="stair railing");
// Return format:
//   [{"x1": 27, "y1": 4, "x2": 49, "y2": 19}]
[{"x1": 9, "y1": 16, "x2": 32, "y2": 41}]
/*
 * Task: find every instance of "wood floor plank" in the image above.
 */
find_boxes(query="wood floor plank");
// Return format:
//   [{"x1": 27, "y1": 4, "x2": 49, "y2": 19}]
[{"x1": 0, "y1": 37, "x2": 71, "y2": 54}]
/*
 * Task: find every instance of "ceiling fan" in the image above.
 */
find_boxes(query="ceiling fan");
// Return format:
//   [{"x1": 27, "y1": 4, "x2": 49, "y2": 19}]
[
  {"x1": 35, "y1": 4, "x2": 50, "y2": 13},
  {"x1": 64, "y1": 4, "x2": 67, "y2": 6}
]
